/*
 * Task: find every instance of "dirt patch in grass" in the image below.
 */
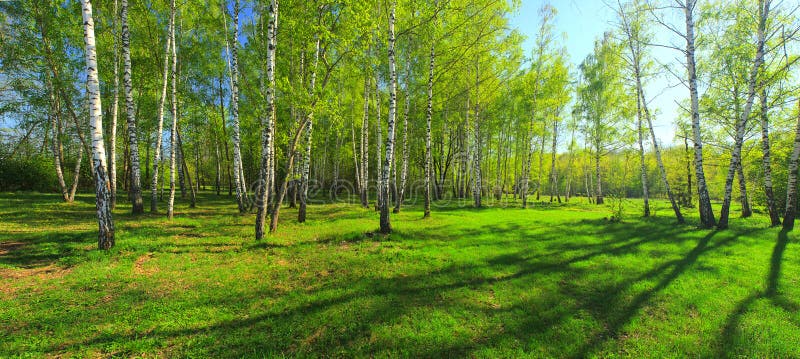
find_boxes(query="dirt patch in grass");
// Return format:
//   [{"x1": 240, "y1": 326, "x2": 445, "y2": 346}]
[
  {"x1": 0, "y1": 241, "x2": 26, "y2": 255},
  {"x1": 0, "y1": 264, "x2": 73, "y2": 296},
  {"x1": 134, "y1": 252, "x2": 157, "y2": 276}
]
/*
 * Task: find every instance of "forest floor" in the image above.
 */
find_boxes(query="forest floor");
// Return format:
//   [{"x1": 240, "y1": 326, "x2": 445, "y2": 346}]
[{"x1": 0, "y1": 191, "x2": 798, "y2": 358}]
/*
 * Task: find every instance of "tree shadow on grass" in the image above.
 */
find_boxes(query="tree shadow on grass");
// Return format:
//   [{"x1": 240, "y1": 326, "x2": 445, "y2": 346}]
[
  {"x1": 0, "y1": 231, "x2": 92, "y2": 269},
  {"x1": 718, "y1": 228, "x2": 800, "y2": 357},
  {"x1": 41, "y1": 220, "x2": 744, "y2": 357}
]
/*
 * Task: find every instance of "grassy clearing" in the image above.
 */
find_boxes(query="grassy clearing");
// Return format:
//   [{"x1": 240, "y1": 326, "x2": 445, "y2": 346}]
[{"x1": 1, "y1": 192, "x2": 798, "y2": 358}]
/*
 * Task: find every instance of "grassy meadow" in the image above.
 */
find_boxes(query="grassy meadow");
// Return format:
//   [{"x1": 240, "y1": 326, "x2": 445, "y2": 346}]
[{"x1": 1, "y1": 192, "x2": 798, "y2": 358}]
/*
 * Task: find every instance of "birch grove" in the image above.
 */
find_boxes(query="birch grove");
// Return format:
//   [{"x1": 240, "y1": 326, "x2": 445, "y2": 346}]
[{"x1": 2, "y1": 0, "x2": 800, "y2": 244}]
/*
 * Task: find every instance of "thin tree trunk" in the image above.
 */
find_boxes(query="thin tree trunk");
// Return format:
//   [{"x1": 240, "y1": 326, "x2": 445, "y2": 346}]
[
  {"x1": 120, "y1": 0, "x2": 144, "y2": 214},
  {"x1": 472, "y1": 63, "x2": 482, "y2": 208},
  {"x1": 215, "y1": 78, "x2": 233, "y2": 197},
  {"x1": 783, "y1": 99, "x2": 800, "y2": 230},
  {"x1": 177, "y1": 128, "x2": 196, "y2": 208},
  {"x1": 230, "y1": 0, "x2": 246, "y2": 213},
  {"x1": 737, "y1": 162, "x2": 752, "y2": 218},
  {"x1": 760, "y1": 89, "x2": 780, "y2": 226},
  {"x1": 167, "y1": 0, "x2": 178, "y2": 220},
  {"x1": 151, "y1": 14, "x2": 173, "y2": 213},
  {"x1": 110, "y1": 0, "x2": 119, "y2": 209},
  {"x1": 299, "y1": 36, "x2": 320, "y2": 224},
  {"x1": 536, "y1": 122, "x2": 545, "y2": 201},
  {"x1": 375, "y1": 78, "x2": 383, "y2": 211},
  {"x1": 595, "y1": 147, "x2": 603, "y2": 204},
  {"x1": 684, "y1": 0, "x2": 715, "y2": 227},
  {"x1": 549, "y1": 116, "x2": 560, "y2": 203},
  {"x1": 637, "y1": 92, "x2": 650, "y2": 216},
  {"x1": 255, "y1": 0, "x2": 277, "y2": 240},
  {"x1": 717, "y1": 0, "x2": 768, "y2": 229},
  {"x1": 351, "y1": 120, "x2": 361, "y2": 199},
  {"x1": 565, "y1": 126, "x2": 575, "y2": 202},
  {"x1": 360, "y1": 75, "x2": 370, "y2": 208},
  {"x1": 379, "y1": 2, "x2": 398, "y2": 233},
  {"x1": 394, "y1": 58, "x2": 411, "y2": 214},
  {"x1": 424, "y1": 41, "x2": 434, "y2": 217},
  {"x1": 81, "y1": 0, "x2": 115, "y2": 249},
  {"x1": 47, "y1": 76, "x2": 70, "y2": 202}
]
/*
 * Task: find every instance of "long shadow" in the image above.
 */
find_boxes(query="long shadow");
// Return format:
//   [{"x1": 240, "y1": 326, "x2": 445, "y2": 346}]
[
  {"x1": 46, "y1": 219, "x2": 704, "y2": 357},
  {"x1": 573, "y1": 229, "x2": 748, "y2": 358},
  {"x1": 718, "y1": 228, "x2": 799, "y2": 357}
]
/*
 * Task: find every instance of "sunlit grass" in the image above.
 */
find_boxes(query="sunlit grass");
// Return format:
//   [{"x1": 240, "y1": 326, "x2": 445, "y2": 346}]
[{"x1": 0, "y1": 192, "x2": 798, "y2": 357}]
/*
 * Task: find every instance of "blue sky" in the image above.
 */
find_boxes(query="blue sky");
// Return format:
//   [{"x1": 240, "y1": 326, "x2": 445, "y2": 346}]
[{"x1": 509, "y1": 0, "x2": 687, "y2": 146}]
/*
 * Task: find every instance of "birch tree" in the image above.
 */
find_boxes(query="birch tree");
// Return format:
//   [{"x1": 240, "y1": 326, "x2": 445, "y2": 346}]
[
  {"x1": 120, "y1": 0, "x2": 144, "y2": 214},
  {"x1": 167, "y1": 0, "x2": 178, "y2": 220},
  {"x1": 717, "y1": 0, "x2": 769, "y2": 229},
  {"x1": 81, "y1": 0, "x2": 115, "y2": 249},
  {"x1": 379, "y1": 1, "x2": 398, "y2": 233},
  {"x1": 683, "y1": 0, "x2": 716, "y2": 227},
  {"x1": 394, "y1": 58, "x2": 411, "y2": 214},
  {"x1": 785, "y1": 98, "x2": 800, "y2": 230},
  {"x1": 230, "y1": 0, "x2": 246, "y2": 213},
  {"x1": 256, "y1": 0, "x2": 278, "y2": 240},
  {"x1": 151, "y1": 7, "x2": 173, "y2": 213},
  {"x1": 109, "y1": 0, "x2": 119, "y2": 209}
]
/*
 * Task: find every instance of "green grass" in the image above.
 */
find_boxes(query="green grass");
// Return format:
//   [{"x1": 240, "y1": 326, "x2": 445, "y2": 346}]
[{"x1": 1, "y1": 192, "x2": 798, "y2": 358}]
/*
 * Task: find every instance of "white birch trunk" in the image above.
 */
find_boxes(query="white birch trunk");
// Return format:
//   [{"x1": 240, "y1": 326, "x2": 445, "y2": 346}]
[
  {"x1": 684, "y1": 0, "x2": 715, "y2": 227},
  {"x1": 256, "y1": 0, "x2": 278, "y2": 239},
  {"x1": 110, "y1": 0, "x2": 119, "y2": 209},
  {"x1": 230, "y1": 0, "x2": 246, "y2": 213},
  {"x1": 151, "y1": 14, "x2": 173, "y2": 213},
  {"x1": 120, "y1": 0, "x2": 143, "y2": 214},
  {"x1": 760, "y1": 89, "x2": 780, "y2": 225},
  {"x1": 394, "y1": 58, "x2": 411, "y2": 214},
  {"x1": 717, "y1": 0, "x2": 768, "y2": 229},
  {"x1": 298, "y1": 36, "x2": 320, "y2": 224},
  {"x1": 380, "y1": 2, "x2": 398, "y2": 233},
  {"x1": 424, "y1": 43, "x2": 434, "y2": 217},
  {"x1": 784, "y1": 98, "x2": 800, "y2": 230},
  {"x1": 81, "y1": 0, "x2": 115, "y2": 249},
  {"x1": 167, "y1": 0, "x2": 178, "y2": 219}
]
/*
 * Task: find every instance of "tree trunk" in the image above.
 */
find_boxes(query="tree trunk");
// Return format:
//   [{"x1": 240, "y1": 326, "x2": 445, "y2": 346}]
[
  {"x1": 394, "y1": 58, "x2": 411, "y2": 214},
  {"x1": 81, "y1": 0, "x2": 115, "y2": 249},
  {"x1": 549, "y1": 116, "x2": 560, "y2": 203},
  {"x1": 360, "y1": 75, "x2": 370, "y2": 208},
  {"x1": 375, "y1": 77, "x2": 383, "y2": 212},
  {"x1": 595, "y1": 147, "x2": 603, "y2": 205},
  {"x1": 151, "y1": 12, "x2": 173, "y2": 213},
  {"x1": 167, "y1": 0, "x2": 178, "y2": 220},
  {"x1": 255, "y1": 0, "x2": 278, "y2": 239},
  {"x1": 637, "y1": 93, "x2": 650, "y2": 216},
  {"x1": 522, "y1": 111, "x2": 535, "y2": 208},
  {"x1": 351, "y1": 121, "x2": 361, "y2": 200},
  {"x1": 423, "y1": 42, "x2": 434, "y2": 218},
  {"x1": 684, "y1": 0, "x2": 715, "y2": 227},
  {"x1": 565, "y1": 126, "x2": 575, "y2": 202},
  {"x1": 110, "y1": 0, "x2": 119, "y2": 209},
  {"x1": 717, "y1": 0, "x2": 768, "y2": 229},
  {"x1": 760, "y1": 89, "x2": 780, "y2": 226},
  {"x1": 536, "y1": 122, "x2": 546, "y2": 201},
  {"x1": 784, "y1": 99, "x2": 800, "y2": 230},
  {"x1": 120, "y1": 0, "x2": 144, "y2": 214},
  {"x1": 230, "y1": 0, "x2": 246, "y2": 213},
  {"x1": 379, "y1": 3, "x2": 398, "y2": 233},
  {"x1": 177, "y1": 128, "x2": 195, "y2": 208},
  {"x1": 298, "y1": 37, "x2": 320, "y2": 224},
  {"x1": 736, "y1": 162, "x2": 752, "y2": 218},
  {"x1": 217, "y1": 77, "x2": 233, "y2": 196},
  {"x1": 472, "y1": 63, "x2": 482, "y2": 208}
]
